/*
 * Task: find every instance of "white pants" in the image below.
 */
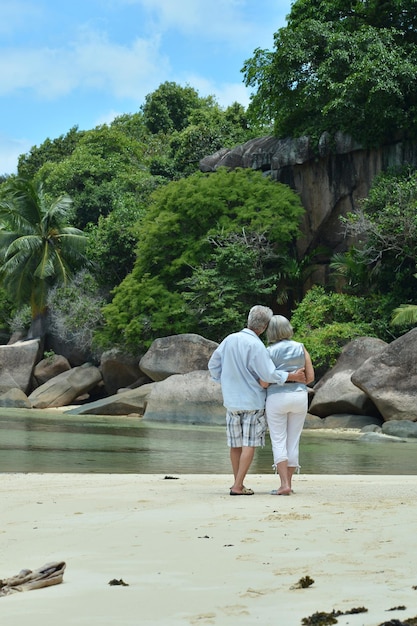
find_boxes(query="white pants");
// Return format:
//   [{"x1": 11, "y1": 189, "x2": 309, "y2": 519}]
[{"x1": 265, "y1": 391, "x2": 308, "y2": 468}]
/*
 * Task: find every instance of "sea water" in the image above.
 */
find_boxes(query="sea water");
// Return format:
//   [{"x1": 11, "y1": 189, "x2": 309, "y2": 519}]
[{"x1": 0, "y1": 409, "x2": 415, "y2": 474}]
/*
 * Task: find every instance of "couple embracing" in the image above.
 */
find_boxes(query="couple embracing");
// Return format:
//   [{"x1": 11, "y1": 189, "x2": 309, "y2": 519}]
[{"x1": 208, "y1": 305, "x2": 314, "y2": 496}]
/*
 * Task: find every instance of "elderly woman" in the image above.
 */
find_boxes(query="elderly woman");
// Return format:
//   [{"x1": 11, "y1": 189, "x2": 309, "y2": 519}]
[{"x1": 261, "y1": 315, "x2": 315, "y2": 495}]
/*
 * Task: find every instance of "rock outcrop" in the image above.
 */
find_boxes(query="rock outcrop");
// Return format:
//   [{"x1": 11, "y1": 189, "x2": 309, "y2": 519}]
[
  {"x1": 142, "y1": 370, "x2": 224, "y2": 424},
  {"x1": 382, "y1": 420, "x2": 417, "y2": 439},
  {"x1": 309, "y1": 337, "x2": 387, "y2": 418},
  {"x1": 28, "y1": 363, "x2": 103, "y2": 409},
  {"x1": 351, "y1": 328, "x2": 417, "y2": 421},
  {"x1": 32, "y1": 354, "x2": 71, "y2": 387},
  {"x1": 66, "y1": 383, "x2": 155, "y2": 416},
  {"x1": 200, "y1": 134, "x2": 417, "y2": 268},
  {"x1": 139, "y1": 333, "x2": 218, "y2": 382},
  {"x1": 0, "y1": 339, "x2": 41, "y2": 394},
  {"x1": 0, "y1": 388, "x2": 32, "y2": 409},
  {"x1": 100, "y1": 348, "x2": 148, "y2": 395}
]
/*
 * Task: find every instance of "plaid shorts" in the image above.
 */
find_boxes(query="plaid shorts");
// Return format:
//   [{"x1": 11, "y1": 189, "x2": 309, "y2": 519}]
[{"x1": 226, "y1": 409, "x2": 267, "y2": 448}]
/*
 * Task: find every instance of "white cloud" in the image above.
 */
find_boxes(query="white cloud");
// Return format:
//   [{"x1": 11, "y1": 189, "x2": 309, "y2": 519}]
[
  {"x1": 0, "y1": 29, "x2": 169, "y2": 101},
  {"x1": 121, "y1": 0, "x2": 282, "y2": 50},
  {"x1": 185, "y1": 73, "x2": 251, "y2": 108}
]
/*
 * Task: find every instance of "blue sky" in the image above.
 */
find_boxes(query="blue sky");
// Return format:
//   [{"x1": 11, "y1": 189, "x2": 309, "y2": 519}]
[{"x1": 0, "y1": 0, "x2": 292, "y2": 175}]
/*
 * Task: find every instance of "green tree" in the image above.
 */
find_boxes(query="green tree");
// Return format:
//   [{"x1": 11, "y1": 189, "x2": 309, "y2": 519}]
[
  {"x1": 179, "y1": 230, "x2": 283, "y2": 341},
  {"x1": 97, "y1": 168, "x2": 304, "y2": 350},
  {"x1": 0, "y1": 178, "x2": 88, "y2": 326},
  {"x1": 242, "y1": 0, "x2": 417, "y2": 145},
  {"x1": 38, "y1": 126, "x2": 162, "y2": 229},
  {"x1": 85, "y1": 204, "x2": 143, "y2": 289},
  {"x1": 141, "y1": 82, "x2": 206, "y2": 134},
  {"x1": 17, "y1": 126, "x2": 85, "y2": 180}
]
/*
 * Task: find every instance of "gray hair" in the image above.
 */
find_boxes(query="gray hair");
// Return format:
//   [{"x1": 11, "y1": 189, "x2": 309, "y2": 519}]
[
  {"x1": 266, "y1": 314, "x2": 294, "y2": 343},
  {"x1": 247, "y1": 305, "x2": 273, "y2": 333}
]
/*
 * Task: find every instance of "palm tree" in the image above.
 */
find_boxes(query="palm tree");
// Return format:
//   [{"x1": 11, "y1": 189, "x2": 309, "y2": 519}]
[
  {"x1": 0, "y1": 177, "x2": 88, "y2": 335},
  {"x1": 391, "y1": 273, "x2": 417, "y2": 328}
]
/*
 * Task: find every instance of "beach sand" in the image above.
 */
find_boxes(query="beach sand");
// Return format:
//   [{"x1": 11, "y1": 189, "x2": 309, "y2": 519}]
[{"x1": 1, "y1": 473, "x2": 417, "y2": 626}]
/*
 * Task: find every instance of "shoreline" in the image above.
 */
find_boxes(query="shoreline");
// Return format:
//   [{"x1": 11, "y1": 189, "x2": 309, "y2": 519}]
[{"x1": 2, "y1": 473, "x2": 417, "y2": 625}]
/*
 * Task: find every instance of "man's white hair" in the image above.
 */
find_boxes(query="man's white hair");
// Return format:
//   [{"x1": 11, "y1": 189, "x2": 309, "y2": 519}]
[{"x1": 247, "y1": 305, "x2": 273, "y2": 333}]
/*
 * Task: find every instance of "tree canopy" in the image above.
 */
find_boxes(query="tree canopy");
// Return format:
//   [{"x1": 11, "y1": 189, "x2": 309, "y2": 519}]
[
  {"x1": 98, "y1": 167, "x2": 304, "y2": 350},
  {"x1": 242, "y1": 0, "x2": 417, "y2": 145}
]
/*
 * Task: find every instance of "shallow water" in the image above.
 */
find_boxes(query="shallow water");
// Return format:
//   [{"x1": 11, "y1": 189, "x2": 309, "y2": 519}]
[{"x1": 0, "y1": 409, "x2": 416, "y2": 474}]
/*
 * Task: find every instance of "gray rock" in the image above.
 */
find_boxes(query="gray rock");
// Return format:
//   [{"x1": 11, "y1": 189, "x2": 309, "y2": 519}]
[
  {"x1": 65, "y1": 383, "x2": 155, "y2": 416},
  {"x1": 28, "y1": 363, "x2": 103, "y2": 408},
  {"x1": 352, "y1": 328, "x2": 417, "y2": 421},
  {"x1": 33, "y1": 354, "x2": 71, "y2": 386},
  {"x1": 382, "y1": 420, "x2": 417, "y2": 439},
  {"x1": 361, "y1": 424, "x2": 382, "y2": 433},
  {"x1": 303, "y1": 413, "x2": 325, "y2": 429},
  {"x1": 321, "y1": 414, "x2": 383, "y2": 429},
  {"x1": 310, "y1": 337, "x2": 386, "y2": 418},
  {"x1": 0, "y1": 388, "x2": 32, "y2": 409},
  {"x1": 100, "y1": 348, "x2": 148, "y2": 395},
  {"x1": 0, "y1": 339, "x2": 41, "y2": 393},
  {"x1": 358, "y1": 431, "x2": 406, "y2": 442},
  {"x1": 143, "y1": 370, "x2": 224, "y2": 424},
  {"x1": 0, "y1": 372, "x2": 21, "y2": 393},
  {"x1": 139, "y1": 334, "x2": 218, "y2": 382}
]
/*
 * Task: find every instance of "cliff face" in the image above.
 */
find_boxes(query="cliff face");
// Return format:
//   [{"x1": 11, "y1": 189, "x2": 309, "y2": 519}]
[{"x1": 200, "y1": 133, "x2": 417, "y2": 282}]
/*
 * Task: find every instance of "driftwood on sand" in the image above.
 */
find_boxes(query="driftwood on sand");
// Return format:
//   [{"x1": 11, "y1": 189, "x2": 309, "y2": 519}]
[{"x1": 0, "y1": 561, "x2": 66, "y2": 596}]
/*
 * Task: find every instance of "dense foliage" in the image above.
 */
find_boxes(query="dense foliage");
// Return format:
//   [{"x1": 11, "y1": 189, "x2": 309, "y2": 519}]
[
  {"x1": 98, "y1": 168, "x2": 304, "y2": 350},
  {"x1": 290, "y1": 285, "x2": 395, "y2": 378},
  {"x1": 242, "y1": 0, "x2": 417, "y2": 145}
]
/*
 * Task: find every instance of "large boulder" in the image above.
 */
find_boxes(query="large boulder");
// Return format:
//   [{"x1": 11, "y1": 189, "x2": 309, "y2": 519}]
[
  {"x1": 28, "y1": 363, "x2": 103, "y2": 409},
  {"x1": 382, "y1": 420, "x2": 417, "y2": 439},
  {"x1": 352, "y1": 328, "x2": 417, "y2": 421},
  {"x1": 139, "y1": 334, "x2": 218, "y2": 382},
  {"x1": 0, "y1": 339, "x2": 41, "y2": 394},
  {"x1": 0, "y1": 388, "x2": 32, "y2": 409},
  {"x1": 0, "y1": 372, "x2": 21, "y2": 394},
  {"x1": 32, "y1": 354, "x2": 71, "y2": 386},
  {"x1": 100, "y1": 348, "x2": 149, "y2": 395},
  {"x1": 65, "y1": 383, "x2": 155, "y2": 416},
  {"x1": 309, "y1": 337, "x2": 386, "y2": 418},
  {"x1": 321, "y1": 413, "x2": 383, "y2": 429},
  {"x1": 143, "y1": 370, "x2": 224, "y2": 424}
]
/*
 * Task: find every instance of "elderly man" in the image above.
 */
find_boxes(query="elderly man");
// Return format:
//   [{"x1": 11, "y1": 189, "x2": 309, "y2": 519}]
[{"x1": 208, "y1": 305, "x2": 306, "y2": 496}]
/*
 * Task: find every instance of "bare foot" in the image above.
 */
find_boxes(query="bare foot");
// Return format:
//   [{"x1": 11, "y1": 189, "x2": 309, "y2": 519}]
[{"x1": 276, "y1": 487, "x2": 291, "y2": 496}]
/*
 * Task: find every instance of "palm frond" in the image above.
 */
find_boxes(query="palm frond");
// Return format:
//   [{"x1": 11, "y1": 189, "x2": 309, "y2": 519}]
[{"x1": 391, "y1": 304, "x2": 417, "y2": 327}]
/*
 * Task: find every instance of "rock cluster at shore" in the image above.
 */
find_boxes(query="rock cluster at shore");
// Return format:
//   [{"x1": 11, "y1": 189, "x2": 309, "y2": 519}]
[{"x1": 1, "y1": 329, "x2": 417, "y2": 441}]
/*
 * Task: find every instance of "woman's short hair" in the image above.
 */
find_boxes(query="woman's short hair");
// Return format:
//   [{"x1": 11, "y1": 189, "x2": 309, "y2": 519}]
[
  {"x1": 266, "y1": 315, "x2": 294, "y2": 343},
  {"x1": 247, "y1": 305, "x2": 273, "y2": 333}
]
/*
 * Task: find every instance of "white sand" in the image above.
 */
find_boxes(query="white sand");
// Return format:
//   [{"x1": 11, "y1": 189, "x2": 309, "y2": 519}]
[{"x1": 1, "y1": 473, "x2": 417, "y2": 626}]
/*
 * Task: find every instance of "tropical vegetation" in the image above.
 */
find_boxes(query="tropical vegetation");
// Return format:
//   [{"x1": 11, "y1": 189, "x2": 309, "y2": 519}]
[
  {"x1": 0, "y1": 1, "x2": 416, "y2": 372},
  {"x1": 0, "y1": 177, "x2": 87, "y2": 332}
]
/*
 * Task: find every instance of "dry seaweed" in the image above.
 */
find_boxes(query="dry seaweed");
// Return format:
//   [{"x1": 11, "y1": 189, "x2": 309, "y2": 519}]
[
  {"x1": 301, "y1": 611, "x2": 339, "y2": 625},
  {"x1": 302, "y1": 606, "x2": 367, "y2": 625},
  {"x1": 291, "y1": 575, "x2": 315, "y2": 589},
  {"x1": 108, "y1": 578, "x2": 129, "y2": 586}
]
